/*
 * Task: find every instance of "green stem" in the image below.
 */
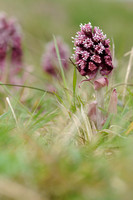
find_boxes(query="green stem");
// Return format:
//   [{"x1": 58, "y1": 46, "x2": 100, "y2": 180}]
[
  {"x1": 0, "y1": 83, "x2": 54, "y2": 94},
  {"x1": 95, "y1": 88, "x2": 104, "y2": 130},
  {"x1": 106, "y1": 83, "x2": 133, "y2": 95},
  {"x1": 53, "y1": 35, "x2": 71, "y2": 105}
]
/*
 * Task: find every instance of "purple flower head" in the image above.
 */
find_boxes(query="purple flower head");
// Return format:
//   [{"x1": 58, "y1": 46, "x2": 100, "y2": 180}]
[
  {"x1": 0, "y1": 12, "x2": 23, "y2": 82},
  {"x1": 0, "y1": 14, "x2": 23, "y2": 67},
  {"x1": 8, "y1": 18, "x2": 23, "y2": 72},
  {"x1": 0, "y1": 13, "x2": 9, "y2": 73},
  {"x1": 72, "y1": 23, "x2": 113, "y2": 79},
  {"x1": 42, "y1": 37, "x2": 70, "y2": 77}
]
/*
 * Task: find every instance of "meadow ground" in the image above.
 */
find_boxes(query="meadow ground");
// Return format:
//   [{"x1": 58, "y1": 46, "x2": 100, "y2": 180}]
[{"x1": 0, "y1": 0, "x2": 133, "y2": 199}]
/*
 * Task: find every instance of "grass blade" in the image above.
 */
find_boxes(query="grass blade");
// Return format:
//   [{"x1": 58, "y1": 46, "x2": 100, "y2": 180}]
[
  {"x1": 53, "y1": 35, "x2": 70, "y2": 104},
  {"x1": 72, "y1": 65, "x2": 77, "y2": 111}
]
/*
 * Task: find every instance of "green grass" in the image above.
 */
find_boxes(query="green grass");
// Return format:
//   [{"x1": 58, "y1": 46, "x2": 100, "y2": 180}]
[
  {"x1": 0, "y1": 0, "x2": 133, "y2": 199},
  {"x1": 0, "y1": 54, "x2": 133, "y2": 199}
]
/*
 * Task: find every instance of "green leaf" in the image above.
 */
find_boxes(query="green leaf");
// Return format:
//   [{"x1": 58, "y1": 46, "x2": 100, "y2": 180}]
[{"x1": 102, "y1": 114, "x2": 113, "y2": 130}]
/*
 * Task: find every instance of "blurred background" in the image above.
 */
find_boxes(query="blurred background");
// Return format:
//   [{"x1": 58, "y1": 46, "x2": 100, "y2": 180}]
[{"x1": 0, "y1": 0, "x2": 133, "y2": 75}]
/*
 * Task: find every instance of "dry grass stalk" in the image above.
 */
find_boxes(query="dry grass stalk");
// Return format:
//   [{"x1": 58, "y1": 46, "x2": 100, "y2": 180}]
[{"x1": 122, "y1": 47, "x2": 133, "y2": 103}]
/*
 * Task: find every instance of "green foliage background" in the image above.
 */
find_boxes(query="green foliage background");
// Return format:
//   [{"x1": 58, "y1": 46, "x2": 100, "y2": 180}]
[{"x1": 0, "y1": 0, "x2": 133, "y2": 60}]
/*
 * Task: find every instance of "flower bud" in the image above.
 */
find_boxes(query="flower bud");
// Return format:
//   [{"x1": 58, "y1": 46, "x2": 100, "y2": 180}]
[{"x1": 94, "y1": 77, "x2": 108, "y2": 90}]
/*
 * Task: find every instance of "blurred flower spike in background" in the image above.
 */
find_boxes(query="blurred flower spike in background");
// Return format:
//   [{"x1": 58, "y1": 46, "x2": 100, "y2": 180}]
[
  {"x1": 72, "y1": 22, "x2": 113, "y2": 81},
  {"x1": 0, "y1": 12, "x2": 23, "y2": 82},
  {"x1": 42, "y1": 37, "x2": 70, "y2": 78}
]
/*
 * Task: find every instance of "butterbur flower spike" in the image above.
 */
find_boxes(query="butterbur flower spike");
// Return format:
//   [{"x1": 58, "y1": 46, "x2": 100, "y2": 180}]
[
  {"x1": 9, "y1": 18, "x2": 23, "y2": 69},
  {"x1": 0, "y1": 12, "x2": 23, "y2": 83},
  {"x1": 72, "y1": 22, "x2": 113, "y2": 80},
  {"x1": 72, "y1": 22, "x2": 114, "y2": 130},
  {"x1": 0, "y1": 13, "x2": 8, "y2": 75},
  {"x1": 42, "y1": 37, "x2": 70, "y2": 77}
]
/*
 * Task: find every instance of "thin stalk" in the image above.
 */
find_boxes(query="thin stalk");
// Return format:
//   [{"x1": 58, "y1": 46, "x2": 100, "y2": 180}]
[
  {"x1": 72, "y1": 65, "x2": 77, "y2": 110},
  {"x1": 109, "y1": 38, "x2": 115, "y2": 89},
  {"x1": 53, "y1": 35, "x2": 71, "y2": 105},
  {"x1": 95, "y1": 88, "x2": 104, "y2": 130},
  {"x1": 6, "y1": 97, "x2": 18, "y2": 126},
  {"x1": 122, "y1": 47, "x2": 133, "y2": 103},
  {"x1": 106, "y1": 83, "x2": 133, "y2": 96},
  {"x1": 0, "y1": 82, "x2": 54, "y2": 94}
]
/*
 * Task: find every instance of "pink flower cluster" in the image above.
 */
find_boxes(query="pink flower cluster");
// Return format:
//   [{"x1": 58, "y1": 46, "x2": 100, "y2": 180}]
[
  {"x1": 0, "y1": 13, "x2": 23, "y2": 79},
  {"x1": 72, "y1": 23, "x2": 113, "y2": 79},
  {"x1": 42, "y1": 37, "x2": 70, "y2": 77}
]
